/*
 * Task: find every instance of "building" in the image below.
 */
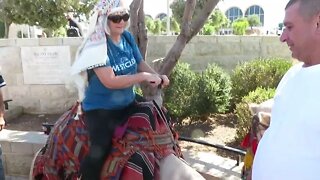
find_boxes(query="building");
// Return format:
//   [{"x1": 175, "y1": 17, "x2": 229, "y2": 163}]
[{"x1": 216, "y1": 0, "x2": 289, "y2": 34}]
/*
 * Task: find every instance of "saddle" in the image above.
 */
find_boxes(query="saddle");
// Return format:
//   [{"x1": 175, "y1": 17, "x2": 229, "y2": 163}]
[
  {"x1": 240, "y1": 113, "x2": 271, "y2": 180},
  {"x1": 31, "y1": 101, "x2": 181, "y2": 180}
]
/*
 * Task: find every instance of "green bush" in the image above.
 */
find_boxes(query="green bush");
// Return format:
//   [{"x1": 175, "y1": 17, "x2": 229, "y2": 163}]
[
  {"x1": 232, "y1": 18, "x2": 249, "y2": 35},
  {"x1": 164, "y1": 62, "x2": 198, "y2": 123},
  {"x1": 235, "y1": 87, "x2": 275, "y2": 142},
  {"x1": 164, "y1": 62, "x2": 232, "y2": 124},
  {"x1": 202, "y1": 24, "x2": 215, "y2": 35},
  {"x1": 193, "y1": 64, "x2": 232, "y2": 116},
  {"x1": 230, "y1": 58, "x2": 292, "y2": 109}
]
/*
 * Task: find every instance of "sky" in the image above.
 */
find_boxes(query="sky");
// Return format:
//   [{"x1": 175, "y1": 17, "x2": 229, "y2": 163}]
[{"x1": 127, "y1": 0, "x2": 173, "y2": 18}]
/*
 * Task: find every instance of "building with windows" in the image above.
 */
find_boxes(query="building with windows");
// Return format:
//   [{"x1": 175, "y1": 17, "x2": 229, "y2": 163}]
[{"x1": 217, "y1": 0, "x2": 289, "y2": 34}]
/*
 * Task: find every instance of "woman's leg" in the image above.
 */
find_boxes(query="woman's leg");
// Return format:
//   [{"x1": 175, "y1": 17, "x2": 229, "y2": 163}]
[{"x1": 80, "y1": 109, "x2": 117, "y2": 180}]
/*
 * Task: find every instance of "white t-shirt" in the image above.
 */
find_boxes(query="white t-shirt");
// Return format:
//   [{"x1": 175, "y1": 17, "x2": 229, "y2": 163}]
[{"x1": 252, "y1": 62, "x2": 320, "y2": 180}]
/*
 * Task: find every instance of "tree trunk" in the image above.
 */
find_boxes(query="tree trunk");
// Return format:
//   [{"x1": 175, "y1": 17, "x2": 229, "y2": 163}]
[
  {"x1": 130, "y1": 0, "x2": 220, "y2": 105},
  {"x1": 159, "y1": 0, "x2": 220, "y2": 75},
  {"x1": 4, "y1": 21, "x2": 10, "y2": 38},
  {"x1": 129, "y1": 0, "x2": 148, "y2": 60}
]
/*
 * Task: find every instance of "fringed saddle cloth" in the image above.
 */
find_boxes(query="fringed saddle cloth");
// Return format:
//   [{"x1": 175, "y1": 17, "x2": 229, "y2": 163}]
[
  {"x1": 240, "y1": 114, "x2": 270, "y2": 180},
  {"x1": 32, "y1": 101, "x2": 182, "y2": 180}
]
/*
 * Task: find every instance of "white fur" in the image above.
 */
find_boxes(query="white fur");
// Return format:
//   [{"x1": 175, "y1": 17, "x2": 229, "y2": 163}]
[{"x1": 160, "y1": 154, "x2": 205, "y2": 180}]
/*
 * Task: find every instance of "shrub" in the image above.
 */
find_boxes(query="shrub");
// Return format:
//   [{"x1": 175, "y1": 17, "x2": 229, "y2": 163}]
[
  {"x1": 235, "y1": 87, "x2": 275, "y2": 142},
  {"x1": 232, "y1": 18, "x2": 249, "y2": 35},
  {"x1": 164, "y1": 62, "x2": 198, "y2": 123},
  {"x1": 202, "y1": 24, "x2": 215, "y2": 35},
  {"x1": 193, "y1": 64, "x2": 232, "y2": 116},
  {"x1": 230, "y1": 58, "x2": 292, "y2": 109}
]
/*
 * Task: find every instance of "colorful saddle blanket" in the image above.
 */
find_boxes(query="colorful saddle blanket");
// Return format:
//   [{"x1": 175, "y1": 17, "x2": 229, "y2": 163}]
[{"x1": 32, "y1": 101, "x2": 181, "y2": 180}]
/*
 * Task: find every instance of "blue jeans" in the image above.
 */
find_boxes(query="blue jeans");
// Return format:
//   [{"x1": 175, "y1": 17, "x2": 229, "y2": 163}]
[{"x1": 0, "y1": 146, "x2": 5, "y2": 180}]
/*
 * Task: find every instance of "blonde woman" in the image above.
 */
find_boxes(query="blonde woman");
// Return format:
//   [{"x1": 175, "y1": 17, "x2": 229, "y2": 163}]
[{"x1": 71, "y1": 0, "x2": 169, "y2": 179}]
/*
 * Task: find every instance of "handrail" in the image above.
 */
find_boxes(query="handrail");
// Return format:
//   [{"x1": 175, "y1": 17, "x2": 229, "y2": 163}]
[{"x1": 179, "y1": 136, "x2": 246, "y2": 166}]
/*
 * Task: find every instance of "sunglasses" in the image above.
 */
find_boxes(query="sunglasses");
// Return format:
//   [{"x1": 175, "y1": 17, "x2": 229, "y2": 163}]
[{"x1": 108, "y1": 13, "x2": 130, "y2": 23}]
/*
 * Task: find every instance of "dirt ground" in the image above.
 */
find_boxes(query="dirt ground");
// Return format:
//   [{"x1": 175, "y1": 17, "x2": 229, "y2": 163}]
[
  {"x1": 5, "y1": 112, "x2": 241, "y2": 158},
  {"x1": 5, "y1": 113, "x2": 63, "y2": 132}
]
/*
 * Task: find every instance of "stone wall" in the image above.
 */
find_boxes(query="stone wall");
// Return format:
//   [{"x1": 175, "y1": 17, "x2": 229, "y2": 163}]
[{"x1": 0, "y1": 36, "x2": 292, "y2": 113}]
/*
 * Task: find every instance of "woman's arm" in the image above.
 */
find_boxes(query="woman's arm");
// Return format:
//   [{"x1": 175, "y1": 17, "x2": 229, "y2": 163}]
[
  {"x1": 94, "y1": 66, "x2": 162, "y2": 89},
  {"x1": 138, "y1": 61, "x2": 170, "y2": 87},
  {"x1": 138, "y1": 60, "x2": 157, "y2": 74}
]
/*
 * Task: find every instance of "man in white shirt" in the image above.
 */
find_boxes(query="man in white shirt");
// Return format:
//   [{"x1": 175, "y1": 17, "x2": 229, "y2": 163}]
[{"x1": 252, "y1": 0, "x2": 320, "y2": 179}]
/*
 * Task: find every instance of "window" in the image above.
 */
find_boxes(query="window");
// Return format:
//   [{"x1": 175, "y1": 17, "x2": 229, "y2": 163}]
[
  {"x1": 155, "y1": 13, "x2": 167, "y2": 20},
  {"x1": 225, "y1": 7, "x2": 243, "y2": 23},
  {"x1": 245, "y1": 5, "x2": 264, "y2": 26}
]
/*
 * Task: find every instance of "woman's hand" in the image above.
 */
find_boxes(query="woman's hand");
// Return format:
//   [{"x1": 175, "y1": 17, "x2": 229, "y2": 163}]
[
  {"x1": 141, "y1": 72, "x2": 162, "y2": 87},
  {"x1": 159, "y1": 75, "x2": 170, "y2": 88}
]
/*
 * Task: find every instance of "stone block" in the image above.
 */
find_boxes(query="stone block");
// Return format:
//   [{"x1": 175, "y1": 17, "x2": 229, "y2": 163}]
[
  {"x1": 39, "y1": 97, "x2": 75, "y2": 114},
  {"x1": 39, "y1": 38, "x2": 63, "y2": 46},
  {"x1": 4, "y1": 154, "x2": 33, "y2": 176},
  {"x1": 63, "y1": 38, "x2": 83, "y2": 46},
  {"x1": 16, "y1": 39, "x2": 39, "y2": 46},
  {"x1": 4, "y1": 106, "x2": 23, "y2": 121},
  {"x1": 147, "y1": 43, "x2": 167, "y2": 57},
  {"x1": 0, "y1": 39, "x2": 16, "y2": 47},
  {"x1": 32, "y1": 144, "x2": 44, "y2": 154},
  {"x1": 0, "y1": 142, "x2": 11, "y2": 152},
  {"x1": 194, "y1": 43, "x2": 220, "y2": 56},
  {"x1": 10, "y1": 142, "x2": 33, "y2": 155}
]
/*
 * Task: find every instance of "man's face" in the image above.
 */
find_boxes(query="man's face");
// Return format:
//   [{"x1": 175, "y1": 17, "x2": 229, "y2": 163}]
[{"x1": 280, "y1": 2, "x2": 317, "y2": 62}]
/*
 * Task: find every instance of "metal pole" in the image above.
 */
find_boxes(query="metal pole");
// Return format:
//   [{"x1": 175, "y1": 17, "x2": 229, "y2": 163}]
[{"x1": 166, "y1": 0, "x2": 170, "y2": 35}]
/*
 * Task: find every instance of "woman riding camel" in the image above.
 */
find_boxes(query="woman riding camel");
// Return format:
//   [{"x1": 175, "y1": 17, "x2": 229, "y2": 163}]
[{"x1": 70, "y1": 0, "x2": 169, "y2": 179}]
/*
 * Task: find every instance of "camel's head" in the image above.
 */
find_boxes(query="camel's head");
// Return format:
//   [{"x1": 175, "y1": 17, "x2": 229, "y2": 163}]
[{"x1": 248, "y1": 99, "x2": 274, "y2": 140}]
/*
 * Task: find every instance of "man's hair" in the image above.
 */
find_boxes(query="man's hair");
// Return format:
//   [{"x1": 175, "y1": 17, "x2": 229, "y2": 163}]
[{"x1": 286, "y1": 0, "x2": 320, "y2": 19}]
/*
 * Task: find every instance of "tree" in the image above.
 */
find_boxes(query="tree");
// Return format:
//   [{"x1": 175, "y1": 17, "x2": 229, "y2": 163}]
[
  {"x1": 201, "y1": 9, "x2": 229, "y2": 35},
  {"x1": 232, "y1": 18, "x2": 249, "y2": 35},
  {"x1": 247, "y1": 15, "x2": 260, "y2": 30},
  {"x1": 0, "y1": 0, "x2": 97, "y2": 38},
  {"x1": 0, "y1": 0, "x2": 14, "y2": 38},
  {"x1": 208, "y1": 9, "x2": 229, "y2": 32},
  {"x1": 161, "y1": 17, "x2": 180, "y2": 34},
  {"x1": 170, "y1": 0, "x2": 207, "y2": 25},
  {"x1": 130, "y1": 0, "x2": 221, "y2": 103},
  {"x1": 152, "y1": 19, "x2": 162, "y2": 35},
  {"x1": 145, "y1": 16, "x2": 155, "y2": 34}
]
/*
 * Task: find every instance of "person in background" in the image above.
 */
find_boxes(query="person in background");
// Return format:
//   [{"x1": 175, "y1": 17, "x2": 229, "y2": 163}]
[
  {"x1": 0, "y1": 74, "x2": 6, "y2": 180},
  {"x1": 66, "y1": 12, "x2": 83, "y2": 37},
  {"x1": 252, "y1": 0, "x2": 320, "y2": 179}
]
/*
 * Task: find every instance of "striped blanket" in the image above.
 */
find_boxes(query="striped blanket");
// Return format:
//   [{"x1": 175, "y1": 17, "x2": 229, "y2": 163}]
[{"x1": 31, "y1": 101, "x2": 181, "y2": 180}]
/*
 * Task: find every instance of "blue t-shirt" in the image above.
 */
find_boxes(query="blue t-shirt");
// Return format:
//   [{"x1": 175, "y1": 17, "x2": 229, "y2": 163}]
[{"x1": 83, "y1": 31, "x2": 143, "y2": 111}]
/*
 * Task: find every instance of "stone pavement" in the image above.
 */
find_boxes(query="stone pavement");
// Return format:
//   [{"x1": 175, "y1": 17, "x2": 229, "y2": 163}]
[{"x1": 182, "y1": 150, "x2": 242, "y2": 180}]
